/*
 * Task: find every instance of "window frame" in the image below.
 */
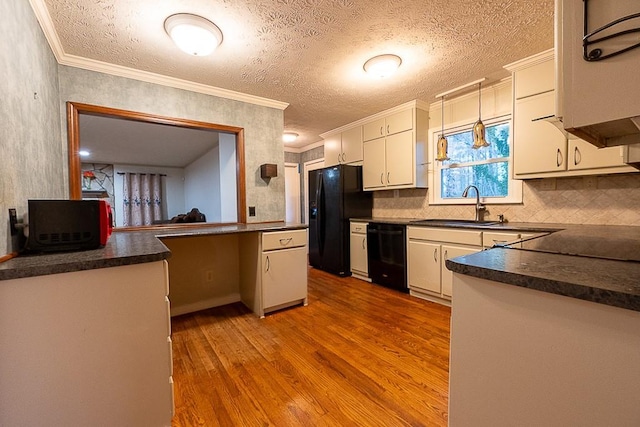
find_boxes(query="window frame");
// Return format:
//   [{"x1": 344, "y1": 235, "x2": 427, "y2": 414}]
[{"x1": 429, "y1": 114, "x2": 523, "y2": 205}]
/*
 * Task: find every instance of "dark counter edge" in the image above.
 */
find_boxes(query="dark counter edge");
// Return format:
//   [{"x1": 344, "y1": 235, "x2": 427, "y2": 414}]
[
  {"x1": 445, "y1": 250, "x2": 640, "y2": 313},
  {"x1": 0, "y1": 223, "x2": 308, "y2": 281}
]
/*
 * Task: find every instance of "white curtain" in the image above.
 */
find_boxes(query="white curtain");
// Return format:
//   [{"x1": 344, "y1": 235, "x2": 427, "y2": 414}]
[{"x1": 123, "y1": 173, "x2": 162, "y2": 226}]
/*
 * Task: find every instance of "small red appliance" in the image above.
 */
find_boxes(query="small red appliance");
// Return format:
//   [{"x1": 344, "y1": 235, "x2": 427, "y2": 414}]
[{"x1": 25, "y1": 199, "x2": 113, "y2": 252}]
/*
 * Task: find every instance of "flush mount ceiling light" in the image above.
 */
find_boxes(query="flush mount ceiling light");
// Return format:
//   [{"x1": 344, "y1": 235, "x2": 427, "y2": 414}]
[
  {"x1": 363, "y1": 54, "x2": 402, "y2": 78},
  {"x1": 282, "y1": 132, "x2": 298, "y2": 143},
  {"x1": 164, "y1": 13, "x2": 223, "y2": 56}
]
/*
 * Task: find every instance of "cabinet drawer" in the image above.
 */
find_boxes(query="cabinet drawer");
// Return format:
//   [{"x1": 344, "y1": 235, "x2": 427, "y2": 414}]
[
  {"x1": 262, "y1": 229, "x2": 307, "y2": 251},
  {"x1": 483, "y1": 231, "x2": 525, "y2": 248},
  {"x1": 407, "y1": 226, "x2": 482, "y2": 246},
  {"x1": 350, "y1": 222, "x2": 368, "y2": 234}
]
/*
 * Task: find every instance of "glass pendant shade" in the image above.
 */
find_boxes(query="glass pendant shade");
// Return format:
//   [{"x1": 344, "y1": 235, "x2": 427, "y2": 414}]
[
  {"x1": 472, "y1": 119, "x2": 489, "y2": 149},
  {"x1": 436, "y1": 134, "x2": 450, "y2": 161},
  {"x1": 435, "y1": 96, "x2": 450, "y2": 161},
  {"x1": 472, "y1": 82, "x2": 490, "y2": 149}
]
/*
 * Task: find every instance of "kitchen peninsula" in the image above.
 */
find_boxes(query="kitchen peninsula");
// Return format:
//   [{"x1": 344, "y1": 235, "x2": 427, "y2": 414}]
[
  {"x1": 0, "y1": 222, "x2": 307, "y2": 426},
  {"x1": 445, "y1": 225, "x2": 640, "y2": 426}
]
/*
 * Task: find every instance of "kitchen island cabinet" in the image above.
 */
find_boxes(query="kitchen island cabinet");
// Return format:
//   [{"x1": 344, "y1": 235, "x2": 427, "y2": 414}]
[
  {"x1": 446, "y1": 227, "x2": 640, "y2": 426},
  {"x1": 0, "y1": 222, "x2": 307, "y2": 425},
  {"x1": 0, "y1": 260, "x2": 174, "y2": 426}
]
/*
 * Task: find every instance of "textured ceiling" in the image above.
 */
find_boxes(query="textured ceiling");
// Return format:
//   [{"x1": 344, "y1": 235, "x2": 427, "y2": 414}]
[{"x1": 41, "y1": 0, "x2": 555, "y2": 148}]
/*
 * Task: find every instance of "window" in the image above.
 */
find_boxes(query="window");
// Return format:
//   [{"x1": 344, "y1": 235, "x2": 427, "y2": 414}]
[{"x1": 432, "y1": 116, "x2": 522, "y2": 204}]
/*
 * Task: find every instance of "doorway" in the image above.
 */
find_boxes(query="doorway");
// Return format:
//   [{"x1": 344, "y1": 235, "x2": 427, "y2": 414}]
[
  {"x1": 303, "y1": 159, "x2": 325, "y2": 224},
  {"x1": 284, "y1": 163, "x2": 301, "y2": 223}
]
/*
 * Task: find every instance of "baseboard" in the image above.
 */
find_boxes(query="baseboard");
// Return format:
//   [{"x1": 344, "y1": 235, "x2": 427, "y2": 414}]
[
  {"x1": 409, "y1": 289, "x2": 452, "y2": 307},
  {"x1": 170, "y1": 293, "x2": 241, "y2": 317}
]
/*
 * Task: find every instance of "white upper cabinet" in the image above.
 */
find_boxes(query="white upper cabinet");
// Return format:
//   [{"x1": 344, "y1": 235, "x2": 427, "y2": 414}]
[
  {"x1": 513, "y1": 90, "x2": 567, "y2": 175},
  {"x1": 341, "y1": 126, "x2": 363, "y2": 164},
  {"x1": 558, "y1": 0, "x2": 640, "y2": 148},
  {"x1": 361, "y1": 101, "x2": 428, "y2": 190},
  {"x1": 506, "y1": 50, "x2": 637, "y2": 178},
  {"x1": 363, "y1": 109, "x2": 413, "y2": 141},
  {"x1": 322, "y1": 126, "x2": 364, "y2": 167}
]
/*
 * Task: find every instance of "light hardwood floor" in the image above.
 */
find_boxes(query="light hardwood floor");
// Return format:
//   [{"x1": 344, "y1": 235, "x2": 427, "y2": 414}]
[{"x1": 171, "y1": 267, "x2": 451, "y2": 426}]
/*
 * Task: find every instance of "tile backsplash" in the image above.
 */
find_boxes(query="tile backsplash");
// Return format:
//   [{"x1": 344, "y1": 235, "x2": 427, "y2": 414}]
[{"x1": 373, "y1": 173, "x2": 640, "y2": 226}]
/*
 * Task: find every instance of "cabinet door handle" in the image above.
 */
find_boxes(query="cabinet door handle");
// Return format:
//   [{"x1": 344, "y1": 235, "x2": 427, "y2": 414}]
[
  {"x1": 380, "y1": 126, "x2": 384, "y2": 136},
  {"x1": 380, "y1": 173, "x2": 384, "y2": 184},
  {"x1": 574, "y1": 146, "x2": 581, "y2": 165},
  {"x1": 386, "y1": 124, "x2": 390, "y2": 134},
  {"x1": 342, "y1": 153, "x2": 346, "y2": 162},
  {"x1": 362, "y1": 237, "x2": 366, "y2": 249},
  {"x1": 444, "y1": 249, "x2": 448, "y2": 260},
  {"x1": 265, "y1": 255, "x2": 270, "y2": 272},
  {"x1": 433, "y1": 248, "x2": 438, "y2": 262},
  {"x1": 556, "y1": 148, "x2": 563, "y2": 168},
  {"x1": 338, "y1": 153, "x2": 341, "y2": 163},
  {"x1": 387, "y1": 172, "x2": 390, "y2": 183}
]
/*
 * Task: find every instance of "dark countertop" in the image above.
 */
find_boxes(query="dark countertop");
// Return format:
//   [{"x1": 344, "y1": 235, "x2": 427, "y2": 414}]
[
  {"x1": 446, "y1": 247, "x2": 640, "y2": 312},
  {"x1": 355, "y1": 217, "x2": 640, "y2": 312},
  {"x1": 0, "y1": 222, "x2": 307, "y2": 281},
  {"x1": 352, "y1": 217, "x2": 564, "y2": 233}
]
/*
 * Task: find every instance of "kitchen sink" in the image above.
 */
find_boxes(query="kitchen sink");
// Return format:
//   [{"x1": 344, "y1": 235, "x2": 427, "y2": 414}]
[{"x1": 410, "y1": 219, "x2": 501, "y2": 227}]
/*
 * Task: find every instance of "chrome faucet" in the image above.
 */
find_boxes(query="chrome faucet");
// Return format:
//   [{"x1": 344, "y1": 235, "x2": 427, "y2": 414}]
[{"x1": 462, "y1": 185, "x2": 486, "y2": 222}]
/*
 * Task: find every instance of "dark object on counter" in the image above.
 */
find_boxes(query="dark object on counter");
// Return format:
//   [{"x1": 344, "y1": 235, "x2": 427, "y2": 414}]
[
  {"x1": 170, "y1": 208, "x2": 206, "y2": 223},
  {"x1": 367, "y1": 223, "x2": 408, "y2": 293},
  {"x1": 25, "y1": 199, "x2": 113, "y2": 252},
  {"x1": 308, "y1": 164, "x2": 373, "y2": 276}
]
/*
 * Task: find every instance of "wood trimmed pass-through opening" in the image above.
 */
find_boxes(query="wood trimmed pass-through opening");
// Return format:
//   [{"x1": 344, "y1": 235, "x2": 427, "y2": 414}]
[{"x1": 66, "y1": 102, "x2": 247, "y2": 226}]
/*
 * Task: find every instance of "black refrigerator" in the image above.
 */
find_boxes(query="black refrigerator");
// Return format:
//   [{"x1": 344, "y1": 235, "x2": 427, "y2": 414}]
[{"x1": 308, "y1": 164, "x2": 373, "y2": 276}]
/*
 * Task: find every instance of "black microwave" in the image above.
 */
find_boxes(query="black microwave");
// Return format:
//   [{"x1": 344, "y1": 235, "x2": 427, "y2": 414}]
[{"x1": 25, "y1": 199, "x2": 113, "y2": 252}]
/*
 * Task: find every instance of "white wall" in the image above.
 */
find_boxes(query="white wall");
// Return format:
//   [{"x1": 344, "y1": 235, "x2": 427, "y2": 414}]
[
  {"x1": 185, "y1": 146, "x2": 220, "y2": 222},
  {"x1": 113, "y1": 164, "x2": 185, "y2": 227},
  {"x1": 219, "y1": 133, "x2": 238, "y2": 222}
]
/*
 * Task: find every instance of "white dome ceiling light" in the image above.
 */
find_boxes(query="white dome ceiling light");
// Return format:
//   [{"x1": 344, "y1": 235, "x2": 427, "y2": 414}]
[
  {"x1": 363, "y1": 54, "x2": 402, "y2": 78},
  {"x1": 282, "y1": 132, "x2": 299, "y2": 143},
  {"x1": 164, "y1": 13, "x2": 223, "y2": 56}
]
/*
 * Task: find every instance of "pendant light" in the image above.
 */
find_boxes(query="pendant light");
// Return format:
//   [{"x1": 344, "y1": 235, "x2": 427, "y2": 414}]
[
  {"x1": 435, "y1": 96, "x2": 450, "y2": 161},
  {"x1": 472, "y1": 82, "x2": 490, "y2": 149}
]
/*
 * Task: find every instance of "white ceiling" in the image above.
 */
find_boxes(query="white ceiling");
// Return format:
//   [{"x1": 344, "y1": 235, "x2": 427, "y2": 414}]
[{"x1": 38, "y1": 0, "x2": 555, "y2": 149}]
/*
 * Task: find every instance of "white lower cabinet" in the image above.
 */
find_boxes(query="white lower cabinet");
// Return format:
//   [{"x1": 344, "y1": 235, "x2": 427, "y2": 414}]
[
  {"x1": 407, "y1": 226, "x2": 482, "y2": 303},
  {"x1": 441, "y1": 244, "x2": 479, "y2": 297},
  {"x1": 261, "y1": 230, "x2": 308, "y2": 315},
  {"x1": 262, "y1": 246, "x2": 307, "y2": 309},
  {"x1": 349, "y1": 221, "x2": 369, "y2": 279}
]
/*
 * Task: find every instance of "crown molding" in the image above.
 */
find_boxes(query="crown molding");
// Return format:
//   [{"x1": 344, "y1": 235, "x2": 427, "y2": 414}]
[
  {"x1": 284, "y1": 139, "x2": 324, "y2": 153},
  {"x1": 28, "y1": 0, "x2": 289, "y2": 111},
  {"x1": 319, "y1": 99, "x2": 430, "y2": 138},
  {"x1": 503, "y1": 48, "x2": 554, "y2": 72}
]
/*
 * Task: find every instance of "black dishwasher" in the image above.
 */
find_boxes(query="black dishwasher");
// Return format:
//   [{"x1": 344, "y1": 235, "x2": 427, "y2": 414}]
[{"x1": 367, "y1": 223, "x2": 408, "y2": 292}]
